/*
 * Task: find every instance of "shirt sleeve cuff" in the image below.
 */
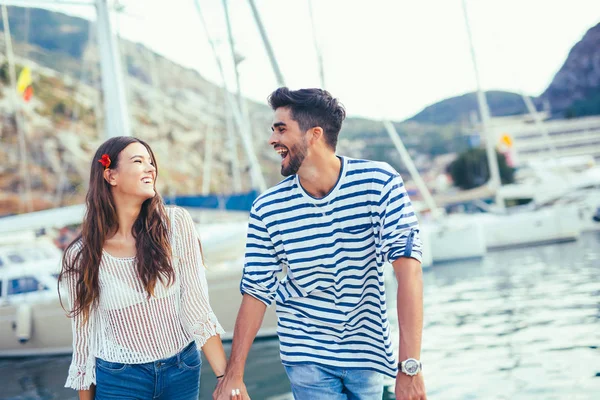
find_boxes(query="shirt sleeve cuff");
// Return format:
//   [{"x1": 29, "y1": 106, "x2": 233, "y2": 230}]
[
  {"x1": 388, "y1": 247, "x2": 423, "y2": 264},
  {"x1": 240, "y1": 287, "x2": 275, "y2": 307},
  {"x1": 190, "y1": 312, "x2": 226, "y2": 348},
  {"x1": 64, "y1": 360, "x2": 96, "y2": 391}
]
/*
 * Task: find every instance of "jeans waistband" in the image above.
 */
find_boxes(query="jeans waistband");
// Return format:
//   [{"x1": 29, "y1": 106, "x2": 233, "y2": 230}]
[{"x1": 154, "y1": 341, "x2": 196, "y2": 368}]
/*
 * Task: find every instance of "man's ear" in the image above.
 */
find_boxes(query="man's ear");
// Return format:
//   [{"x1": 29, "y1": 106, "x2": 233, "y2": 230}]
[
  {"x1": 103, "y1": 168, "x2": 117, "y2": 186},
  {"x1": 310, "y1": 126, "x2": 324, "y2": 144}
]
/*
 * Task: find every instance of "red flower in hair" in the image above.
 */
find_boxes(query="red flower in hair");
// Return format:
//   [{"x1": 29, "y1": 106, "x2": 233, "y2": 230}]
[{"x1": 98, "y1": 154, "x2": 111, "y2": 169}]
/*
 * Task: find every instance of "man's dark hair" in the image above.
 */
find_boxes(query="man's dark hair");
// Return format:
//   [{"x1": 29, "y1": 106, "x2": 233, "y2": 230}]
[{"x1": 268, "y1": 87, "x2": 346, "y2": 150}]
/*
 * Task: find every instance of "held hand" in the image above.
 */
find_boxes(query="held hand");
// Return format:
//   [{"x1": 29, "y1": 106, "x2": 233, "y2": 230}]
[
  {"x1": 395, "y1": 372, "x2": 426, "y2": 400},
  {"x1": 213, "y1": 374, "x2": 250, "y2": 400}
]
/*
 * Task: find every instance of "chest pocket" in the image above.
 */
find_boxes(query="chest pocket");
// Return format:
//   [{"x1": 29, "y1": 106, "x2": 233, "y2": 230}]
[{"x1": 342, "y1": 224, "x2": 372, "y2": 235}]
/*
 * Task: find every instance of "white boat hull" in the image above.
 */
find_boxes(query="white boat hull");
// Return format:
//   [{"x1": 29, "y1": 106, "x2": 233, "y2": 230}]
[
  {"x1": 572, "y1": 190, "x2": 600, "y2": 232},
  {"x1": 0, "y1": 270, "x2": 278, "y2": 358},
  {"x1": 479, "y1": 205, "x2": 581, "y2": 250},
  {"x1": 421, "y1": 218, "x2": 487, "y2": 263},
  {"x1": 0, "y1": 298, "x2": 72, "y2": 357},
  {"x1": 419, "y1": 232, "x2": 433, "y2": 268}
]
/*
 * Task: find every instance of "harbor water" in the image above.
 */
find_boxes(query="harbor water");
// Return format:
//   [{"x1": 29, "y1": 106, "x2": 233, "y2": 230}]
[{"x1": 1, "y1": 232, "x2": 599, "y2": 399}]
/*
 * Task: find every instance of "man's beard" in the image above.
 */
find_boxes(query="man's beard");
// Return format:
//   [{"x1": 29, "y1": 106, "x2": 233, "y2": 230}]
[{"x1": 281, "y1": 140, "x2": 308, "y2": 177}]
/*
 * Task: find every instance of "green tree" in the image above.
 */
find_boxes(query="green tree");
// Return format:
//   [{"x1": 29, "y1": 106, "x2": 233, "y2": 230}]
[
  {"x1": 448, "y1": 148, "x2": 514, "y2": 190},
  {"x1": 0, "y1": 62, "x2": 9, "y2": 84},
  {"x1": 53, "y1": 101, "x2": 67, "y2": 115}
]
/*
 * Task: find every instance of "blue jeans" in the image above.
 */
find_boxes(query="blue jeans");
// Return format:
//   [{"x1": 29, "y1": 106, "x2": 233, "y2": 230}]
[
  {"x1": 95, "y1": 341, "x2": 201, "y2": 400},
  {"x1": 284, "y1": 364, "x2": 384, "y2": 400}
]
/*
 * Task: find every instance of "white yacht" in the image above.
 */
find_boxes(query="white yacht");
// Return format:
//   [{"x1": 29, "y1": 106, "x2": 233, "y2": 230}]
[
  {"x1": 0, "y1": 238, "x2": 70, "y2": 357},
  {"x1": 0, "y1": 208, "x2": 278, "y2": 357},
  {"x1": 497, "y1": 156, "x2": 600, "y2": 233},
  {"x1": 473, "y1": 204, "x2": 581, "y2": 250}
]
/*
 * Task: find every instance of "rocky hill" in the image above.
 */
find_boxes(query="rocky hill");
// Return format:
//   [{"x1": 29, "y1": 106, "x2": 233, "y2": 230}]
[
  {"x1": 408, "y1": 22, "x2": 600, "y2": 123},
  {"x1": 0, "y1": 6, "x2": 287, "y2": 215},
  {"x1": 540, "y1": 22, "x2": 600, "y2": 117},
  {"x1": 407, "y1": 90, "x2": 531, "y2": 125}
]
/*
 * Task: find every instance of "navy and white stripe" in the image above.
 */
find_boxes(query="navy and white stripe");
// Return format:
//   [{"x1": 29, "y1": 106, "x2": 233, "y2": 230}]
[{"x1": 241, "y1": 157, "x2": 422, "y2": 378}]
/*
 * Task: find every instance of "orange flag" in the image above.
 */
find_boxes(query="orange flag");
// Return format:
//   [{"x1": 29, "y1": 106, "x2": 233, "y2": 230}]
[{"x1": 23, "y1": 85, "x2": 33, "y2": 102}]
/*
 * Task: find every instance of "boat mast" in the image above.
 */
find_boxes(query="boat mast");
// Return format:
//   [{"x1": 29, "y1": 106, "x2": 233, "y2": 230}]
[
  {"x1": 1, "y1": 5, "x2": 33, "y2": 212},
  {"x1": 193, "y1": 0, "x2": 267, "y2": 193},
  {"x1": 520, "y1": 92, "x2": 559, "y2": 159},
  {"x1": 461, "y1": 0, "x2": 503, "y2": 208},
  {"x1": 382, "y1": 121, "x2": 441, "y2": 219},
  {"x1": 201, "y1": 88, "x2": 217, "y2": 196},
  {"x1": 95, "y1": 0, "x2": 131, "y2": 137},
  {"x1": 247, "y1": 0, "x2": 285, "y2": 87},
  {"x1": 222, "y1": 0, "x2": 246, "y2": 192},
  {"x1": 307, "y1": 0, "x2": 325, "y2": 88}
]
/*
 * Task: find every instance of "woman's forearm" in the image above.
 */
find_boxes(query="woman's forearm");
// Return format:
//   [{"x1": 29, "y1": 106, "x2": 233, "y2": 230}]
[
  {"x1": 78, "y1": 385, "x2": 95, "y2": 400},
  {"x1": 201, "y1": 335, "x2": 227, "y2": 377}
]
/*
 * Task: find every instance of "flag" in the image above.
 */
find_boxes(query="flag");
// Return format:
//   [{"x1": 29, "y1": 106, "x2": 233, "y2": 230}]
[
  {"x1": 16, "y1": 67, "x2": 33, "y2": 102},
  {"x1": 499, "y1": 133, "x2": 513, "y2": 148},
  {"x1": 17, "y1": 67, "x2": 32, "y2": 93},
  {"x1": 23, "y1": 85, "x2": 33, "y2": 102}
]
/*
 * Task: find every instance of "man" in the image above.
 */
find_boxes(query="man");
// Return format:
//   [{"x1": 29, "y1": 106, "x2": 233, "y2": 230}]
[{"x1": 215, "y1": 88, "x2": 426, "y2": 400}]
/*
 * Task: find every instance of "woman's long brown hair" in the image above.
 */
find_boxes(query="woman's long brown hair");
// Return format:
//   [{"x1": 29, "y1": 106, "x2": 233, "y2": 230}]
[{"x1": 58, "y1": 136, "x2": 174, "y2": 323}]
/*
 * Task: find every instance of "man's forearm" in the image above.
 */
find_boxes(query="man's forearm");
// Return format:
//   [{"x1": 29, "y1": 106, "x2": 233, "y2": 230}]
[
  {"x1": 393, "y1": 256, "x2": 423, "y2": 360},
  {"x1": 226, "y1": 294, "x2": 268, "y2": 376}
]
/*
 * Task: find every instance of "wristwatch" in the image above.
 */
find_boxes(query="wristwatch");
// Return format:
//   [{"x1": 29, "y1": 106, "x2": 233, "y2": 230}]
[{"x1": 399, "y1": 358, "x2": 422, "y2": 376}]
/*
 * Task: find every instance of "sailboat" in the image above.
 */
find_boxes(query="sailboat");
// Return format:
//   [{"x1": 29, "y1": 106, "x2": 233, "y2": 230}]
[
  {"x1": 496, "y1": 155, "x2": 600, "y2": 233},
  {"x1": 381, "y1": 121, "x2": 487, "y2": 264},
  {"x1": 0, "y1": 0, "x2": 277, "y2": 357},
  {"x1": 456, "y1": 0, "x2": 581, "y2": 250}
]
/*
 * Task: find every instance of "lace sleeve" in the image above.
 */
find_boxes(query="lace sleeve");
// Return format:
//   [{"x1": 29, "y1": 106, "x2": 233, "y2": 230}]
[
  {"x1": 62, "y1": 245, "x2": 96, "y2": 390},
  {"x1": 174, "y1": 207, "x2": 225, "y2": 347}
]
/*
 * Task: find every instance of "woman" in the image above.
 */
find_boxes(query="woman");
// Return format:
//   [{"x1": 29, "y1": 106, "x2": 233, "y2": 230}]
[{"x1": 59, "y1": 136, "x2": 240, "y2": 400}]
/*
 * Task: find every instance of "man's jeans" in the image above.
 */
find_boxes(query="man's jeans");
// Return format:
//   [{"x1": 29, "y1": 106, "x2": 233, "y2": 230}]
[
  {"x1": 284, "y1": 363, "x2": 385, "y2": 400},
  {"x1": 95, "y1": 341, "x2": 201, "y2": 400}
]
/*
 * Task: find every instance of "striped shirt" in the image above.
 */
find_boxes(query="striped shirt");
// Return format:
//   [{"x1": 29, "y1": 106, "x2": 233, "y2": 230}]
[{"x1": 241, "y1": 156, "x2": 423, "y2": 377}]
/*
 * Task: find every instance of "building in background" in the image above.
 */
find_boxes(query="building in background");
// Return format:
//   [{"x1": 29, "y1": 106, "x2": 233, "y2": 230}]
[{"x1": 484, "y1": 113, "x2": 600, "y2": 167}]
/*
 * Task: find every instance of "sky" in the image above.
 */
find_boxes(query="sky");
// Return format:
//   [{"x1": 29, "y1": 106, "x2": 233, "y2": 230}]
[{"x1": 41, "y1": 0, "x2": 600, "y2": 121}]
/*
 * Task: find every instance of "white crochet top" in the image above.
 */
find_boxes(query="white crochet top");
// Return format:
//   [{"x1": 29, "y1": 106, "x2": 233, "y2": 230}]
[{"x1": 63, "y1": 206, "x2": 224, "y2": 390}]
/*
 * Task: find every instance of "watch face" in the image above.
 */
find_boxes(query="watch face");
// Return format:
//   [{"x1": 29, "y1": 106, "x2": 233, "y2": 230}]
[{"x1": 404, "y1": 359, "x2": 419, "y2": 375}]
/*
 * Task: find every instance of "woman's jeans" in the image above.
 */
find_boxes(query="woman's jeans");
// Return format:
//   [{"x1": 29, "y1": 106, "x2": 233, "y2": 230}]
[
  {"x1": 95, "y1": 341, "x2": 201, "y2": 400},
  {"x1": 284, "y1": 363, "x2": 384, "y2": 400}
]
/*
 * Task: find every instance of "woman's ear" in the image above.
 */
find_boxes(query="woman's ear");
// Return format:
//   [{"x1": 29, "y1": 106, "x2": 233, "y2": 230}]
[{"x1": 103, "y1": 168, "x2": 117, "y2": 186}]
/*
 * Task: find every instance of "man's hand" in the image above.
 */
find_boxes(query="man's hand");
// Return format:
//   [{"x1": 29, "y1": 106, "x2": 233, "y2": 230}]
[
  {"x1": 212, "y1": 295, "x2": 267, "y2": 400},
  {"x1": 395, "y1": 372, "x2": 426, "y2": 400},
  {"x1": 213, "y1": 374, "x2": 250, "y2": 400}
]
